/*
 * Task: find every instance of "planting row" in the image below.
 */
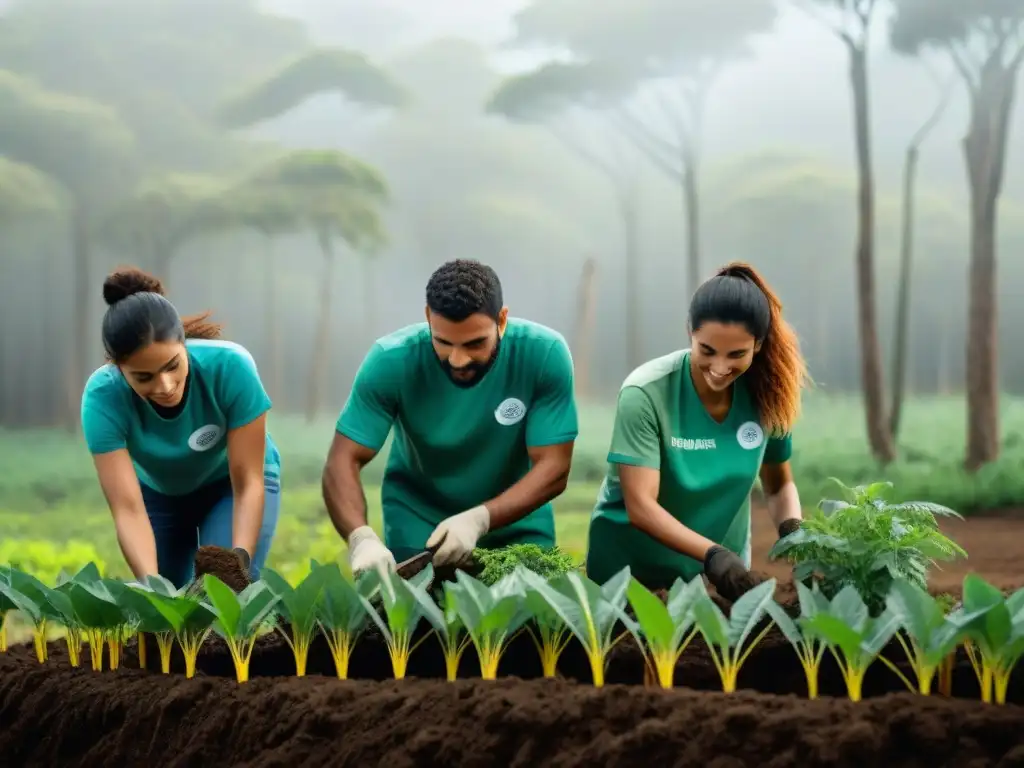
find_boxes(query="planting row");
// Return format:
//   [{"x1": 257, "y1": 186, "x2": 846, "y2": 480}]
[{"x1": 2, "y1": 558, "x2": 1022, "y2": 703}]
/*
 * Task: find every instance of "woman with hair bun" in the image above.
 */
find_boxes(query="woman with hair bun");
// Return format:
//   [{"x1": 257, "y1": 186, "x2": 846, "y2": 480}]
[
  {"x1": 586, "y1": 261, "x2": 809, "y2": 600},
  {"x1": 80, "y1": 266, "x2": 281, "y2": 589}
]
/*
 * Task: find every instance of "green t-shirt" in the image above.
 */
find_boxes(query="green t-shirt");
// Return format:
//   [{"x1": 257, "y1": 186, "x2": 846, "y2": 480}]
[
  {"x1": 81, "y1": 339, "x2": 281, "y2": 496},
  {"x1": 336, "y1": 318, "x2": 579, "y2": 557},
  {"x1": 586, "y1": 349, "x2": 791, "y2": 586}
]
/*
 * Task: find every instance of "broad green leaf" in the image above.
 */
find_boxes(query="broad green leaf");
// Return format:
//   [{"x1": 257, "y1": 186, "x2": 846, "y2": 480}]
[
  {"x1": 263, "y1": 566, "x2": 325, "y2": 633},
  {"x1": 727, "y1": 578, "x2": 777, "y2": 648},
  {"x1": 626, "y1": 579, "x2": 677, "y2": 647},
  {"x1": 802, "y1": 613, "x2": 863, "y2": 659},
  {"x1": 203, "y1": 575, "x2": 243, "y2": 636},
  {"x1": 317, "y1": 563, "x2": 371, "y2": 635}
]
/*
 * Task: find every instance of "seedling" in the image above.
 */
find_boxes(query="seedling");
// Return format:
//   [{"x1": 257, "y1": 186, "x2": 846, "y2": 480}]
[
  {"x1": 112, "y1": 580, "x2": 177, "y2": 673},
  {"x1": 691, "y1": 578, "x2": 778, "y2": 693},
  {"x1": 202, "y1": 575, "x2": 281, "y2": 683},
  {"x1": 800, "y1": 584, "x2": 901, "y2": 701},
  {"x1": 519, "y1": 568, "x2": 573, "y2": 678},
  {"x1": 315, "y1": 562, "x2": 374, "y2": 680},
  {"x1": 769, "y1": 479, "x2": 966, "y2": 615},
  {"x1": 445, "y1": 571, "x2": 530, "y2": 680},
  {"x1": 882, "y1": 579, "x2": 965, "y2": 695},
  {"x1": 359, "y1": 567, "x2": 433, "y2": 679},
  {"x1": 520, "y1": 568, "x2": 633, "y2": 687},
  {"x1": 413, "y1": 581, "x2": 471, "y2": 681},
  {"x1": 624, "y1": 577, "x2": 703, "y2": 689},
  {"x1": 131, "y1": 576, "x2": 217, "y2": 678},
  {"x1": 765, "y1": 581, "x2": 830, "y2": 699},
  {"x1": 1, "y1": 568, "x2": 63, "y2": 662},
  {"x1": 945, "y1": 574, "x2": 1024, "y2": 704},
  {"x1": 262, "y1": 566, "x2": 326, "y2": 676}
]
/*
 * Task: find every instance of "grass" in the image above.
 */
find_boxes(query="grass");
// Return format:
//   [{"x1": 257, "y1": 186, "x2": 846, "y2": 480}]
[{"x1": 1, "y1": 395, "x2": 1023, "y2": 585}]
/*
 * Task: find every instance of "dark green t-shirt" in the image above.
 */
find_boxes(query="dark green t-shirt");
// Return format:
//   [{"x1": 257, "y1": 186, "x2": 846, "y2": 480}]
[
  {"x1": 336, "y1": 318, "x2": 579, "y2": 556},
  {"x1": 586, "y1": 349, "x2": 791, "y2": 585}
]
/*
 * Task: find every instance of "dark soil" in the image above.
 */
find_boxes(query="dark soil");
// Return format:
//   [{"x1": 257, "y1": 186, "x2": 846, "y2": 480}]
[
  {"x1": 3, "y1": 642, "x2": 1024, "y2": 768},
  {"x1": 192, "y1": 545, "x2": 250, "y2": 593}
]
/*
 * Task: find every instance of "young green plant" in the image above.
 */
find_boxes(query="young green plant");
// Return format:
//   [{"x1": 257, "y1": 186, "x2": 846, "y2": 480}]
[
  {"x1": 60, "y1": 578, "x2": 129, "y2": 671},
  {"x1": 520, "y1": 570, "x2": 573, "y2": 678},
  {"x1": 202, "y1": 575, "x2": 281, "y2": 683},
  {"x1": 262, "y1": 566, "x2": 326, "y2": 676},
  {"x1": 800, "y1": 584, "x2": 901, "y2": 701},
  {"x1": 769, "y1": 479, "x2": 966, "y2": 615},
  {"x1": 883, "y1": 579, "x2": 965, "y2": 695},
  {"x1": 315, "y1": 562, "x2": 373, "y2": 679},
  {"x1": 764, "y1": 581, "x2": 830, "y2": 699},
  {"x1": 624, "y1": 577, "x2": 703, "y2": 689},
  {"x1": 359, "y1": 567, "x2": 433, "y2": 679},
  {"x1": 691, "y1": 578, "x2": 778, "y2": 693},
  {"x1": 520, "y1": 568, "x2": 633, "y2": 687},
  {"x1": 410, "y1": 580, "x2": 471, "y2": 681},
  {"x1": 0, "y1": 568, "x2": 63, "y2": 662},
  {"x1": 945, "y1": 574, "x2": 1024, "y2": 704},
  {"x1": 131, "y1": 577, "x2": 217, "y2": 678},
  {"x1": 111, "y1": 580, "x2": 178, "y2": 673},
  {"x1": 445, "y1": 571, "x2": 530, "y2": 680}
]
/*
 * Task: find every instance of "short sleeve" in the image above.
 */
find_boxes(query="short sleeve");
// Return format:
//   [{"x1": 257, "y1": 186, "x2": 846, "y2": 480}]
[
  {"x1": 219, "y1": 345, "x2": 273, "y2": 430},
  {"x1": 607, "y1": 386, "x2": 662, "y2": 470},
  {"x1": 81, "y1": 373, "x2": 129, "y2": 454},
  {"x1": 524, "y1": 338, "x2": 579, "y2": 448},
  {"x1": 335, "y1": 342, "x2": 400, "y2": 451},
  {"x1": 763, "y1": 432, "x2": 792, "y2": 464}
]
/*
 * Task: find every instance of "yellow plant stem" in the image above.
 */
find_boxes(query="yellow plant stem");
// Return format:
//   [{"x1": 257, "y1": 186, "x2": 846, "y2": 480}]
[
  {"x1": 644, "y1": 627, "x2": 698, "y2": 689},
  {"x1": 106, "y1": 633, "x2": 122, "y2": 671},
  {"x1": 964, "y1": 641, "x2": 992, "y2": 703},
  {"x1": 475, "y1": 633, "x2": 512, "y2": 680},
  {"x1": 155, "y1": 632, "x2": 174, "y2": 674},
  {"x1": 527, "y1": 625, "x2": 572, "y2": 679},
  {"x1": 796, "y1": 641, "x2": 825, "y2": 699},
  {"x1": 887, "y1": 633, "x2": 937, "y2": 695},
  {"x1": 225, "y1": 635, "x2": 258, "y2": 683},
  {"x1": 323, "y1": 629, "x2": 356, "y2": 680},
  {"x1": 387, "y1": 629, "x2": 432, "y2": 680},
  {"x1": 277, "y1": 625, "x2": 314, "y2": 677},
  {"x1": 707, "y1": 621, "x2": 774, "y2": 694},
  {"x1": 65, "y1": 628, "x2": 82, "y2": 668},
  {"x1": 86, "y1": 628, "x2": 104, "y2": 671},
  {"x1": 937, "y1": 652, "x2": 954, "y2": 696},
  {"x1": 178, "y1": 629, "x2": 210, "y2": 679},
  {"x1": 443, "y1": 634, "x2": 472, "y2": 682},
  {"x1": 138, "y1": 632, "x2": 147, "y2": 670},
  {"x1": 827, "y1": 648, "x2": 868, "y2": 702},
  {"x1": 0, "y1": 612, "x2": 7, "y2": 652},
  {"x1": 585, "y1": 628, "x2": 631, "y2": 688},
  {"x1": 994, "y1": 666, "x2": 1012, "y2": 705}
]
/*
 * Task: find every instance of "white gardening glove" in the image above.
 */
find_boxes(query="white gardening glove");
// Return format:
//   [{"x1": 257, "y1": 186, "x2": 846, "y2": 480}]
[
  {"x1": 347, "y1": 526, "x2": 396, "y2": 578},
  {"x1": 426, "y1": 505, "x2": 491, "y2": 567}
]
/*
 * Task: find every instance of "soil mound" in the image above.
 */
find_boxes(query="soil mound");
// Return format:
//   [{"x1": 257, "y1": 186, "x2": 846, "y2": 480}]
[{"x1": 1, "y1": 645, "x2": 1023, "y2": 767}]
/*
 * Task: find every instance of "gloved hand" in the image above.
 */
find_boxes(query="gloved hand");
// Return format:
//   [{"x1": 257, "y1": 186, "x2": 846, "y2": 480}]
[
  {"x1": 777, "y1": 518, "x2": 802, "y2": 539},
  {"x1": 703, "y1": 545, "x2": 764, "y2": 602},
  {"x1": 348, "y1": 526, "x2": 396, "y2": 578},
  {"x1": 426, "y1": 505, "x2": 490, "y2": 567}
]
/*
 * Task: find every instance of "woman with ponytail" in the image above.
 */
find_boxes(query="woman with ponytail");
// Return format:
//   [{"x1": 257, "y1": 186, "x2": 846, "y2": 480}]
[
  {"x1": 80, "y1": 267, "x2": 282, "y2": 590},
  {"x1": 586, "y1": 262, "x2": 809, "y2": 600}
]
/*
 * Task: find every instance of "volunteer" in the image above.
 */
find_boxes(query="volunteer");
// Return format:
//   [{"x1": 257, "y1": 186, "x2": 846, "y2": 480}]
[
  {"x1": 586, "y1": 262, "x2": 808, "y2": 600},
  {"x1": 81, "y1": 267, "x2": 281, "y2": 588},
  {"x1": 322, "y1": 258, "x2": 578, "y2": 574}
]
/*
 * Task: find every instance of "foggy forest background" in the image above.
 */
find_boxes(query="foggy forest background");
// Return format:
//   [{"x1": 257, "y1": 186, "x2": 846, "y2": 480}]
[{"x1": 0, "y1": 0, "x2": 1021, "y2": 476}]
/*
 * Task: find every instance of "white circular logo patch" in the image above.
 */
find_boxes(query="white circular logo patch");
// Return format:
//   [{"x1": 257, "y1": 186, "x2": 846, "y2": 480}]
[
  {"x1": 188, "y1": 424, "x2": 223, "y2": 452},
  {"x1": 494, "y1": 397, "x2": 527, "y2": 426},
  {"x1": 736, "y1": 421, "x2": 764, "y2": 450}
]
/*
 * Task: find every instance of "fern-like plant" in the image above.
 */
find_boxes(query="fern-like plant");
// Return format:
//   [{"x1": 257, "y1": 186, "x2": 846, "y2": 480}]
[{"x1": 768, "y1": 478, "x2": 966, "y2": 615}]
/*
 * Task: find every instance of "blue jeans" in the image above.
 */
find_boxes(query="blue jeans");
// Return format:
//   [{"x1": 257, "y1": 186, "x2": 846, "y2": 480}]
[{"x1": 140, "y1": 472, "x2": 281, "y2": 589}]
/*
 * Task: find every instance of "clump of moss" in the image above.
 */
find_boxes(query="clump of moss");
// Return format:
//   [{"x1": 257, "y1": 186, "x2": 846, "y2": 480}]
[{"x1": 472, "y1": 543, "x2": 579, "y2": 586}]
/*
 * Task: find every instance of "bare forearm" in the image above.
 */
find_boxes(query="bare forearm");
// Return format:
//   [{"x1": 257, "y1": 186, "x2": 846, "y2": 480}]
[
  {"x1": 112, "y1": 509, "x2": 159, "y2": 579},
  {"x1": 766, "y1": 481, "x2": 801, "y2": 528},
  {"x1": 627, "y1": 499, "x2": 718, "y2": 563},
  {"x1": 232, "y1": 482, "x2": 265, "y2": 556},
  {"x1": 322, "y1": 459, "x2": 369, "y2": 540},
  {"x1": 484, "y1": 460, "x2": 569, "y2": 530}
]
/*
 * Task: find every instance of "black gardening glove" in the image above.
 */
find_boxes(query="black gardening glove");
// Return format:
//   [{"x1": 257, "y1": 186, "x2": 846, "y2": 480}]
[
  {"x1": 777, "y1": 518, "x2": 802, "y2": 540},
  {"x1": 703, "y1": 545, "x2": 763, "y2": 603}
]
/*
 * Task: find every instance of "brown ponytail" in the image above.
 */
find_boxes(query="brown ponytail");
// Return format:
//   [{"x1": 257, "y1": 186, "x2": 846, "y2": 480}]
[{"x1": 715, "y1": 261, "x2": 808, "y2": 435}]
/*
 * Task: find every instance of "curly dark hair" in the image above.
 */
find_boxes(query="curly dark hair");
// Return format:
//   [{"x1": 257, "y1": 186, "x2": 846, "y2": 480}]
[{"x1": 425, "y1": 259, "x2": 504, "y2": 322}]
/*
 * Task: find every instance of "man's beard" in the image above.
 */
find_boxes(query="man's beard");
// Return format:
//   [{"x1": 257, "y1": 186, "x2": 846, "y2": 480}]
[{"x1": 440, "y1": 335, "x2": 502, "y2": 388}]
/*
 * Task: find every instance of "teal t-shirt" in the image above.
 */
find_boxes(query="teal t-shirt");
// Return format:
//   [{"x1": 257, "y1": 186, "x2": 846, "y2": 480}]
[
  {"x1": 81, "y1": 339, "x2": 281, "y2": 496},
  {"x1": 586, "y1": 349, "x2": 792, "y2": 586},
  {"x1": 335, "y1": 318, "x2": 579, "y2": 555}
]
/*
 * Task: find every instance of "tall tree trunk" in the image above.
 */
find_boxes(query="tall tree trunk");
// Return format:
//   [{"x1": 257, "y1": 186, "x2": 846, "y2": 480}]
[
  {"x1": 962, "y1": 62, "x2": 1017, "y2": 471},
  {"x1": 848, "y1": 44, "x2": 895, "y2": 463},
  {"x1": 572, "y1": 255, "x2": 598, "y2": 399},
  {"x1": 65, "y1": 202, "x2": 91, "y2": 433},
  {"x1": 305, "y1": 230, "x2": 335, "y2": 424},
  {"x1": 683, "y1": 161, "x2": 701, "y2": 293},
  {"x1": 618, "y1": 187, "x2": 642, "y2": 371}
]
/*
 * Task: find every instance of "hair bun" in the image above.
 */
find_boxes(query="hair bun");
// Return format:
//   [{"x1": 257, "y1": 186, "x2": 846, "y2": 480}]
[{"x1": 102, "y1": 267, "x2": 165, "y2": 306}]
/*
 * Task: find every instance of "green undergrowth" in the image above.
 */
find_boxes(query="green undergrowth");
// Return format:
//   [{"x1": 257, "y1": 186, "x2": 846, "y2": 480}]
[{"x1": 472, "y1": 544, "x2": 579, "y2": 586}]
